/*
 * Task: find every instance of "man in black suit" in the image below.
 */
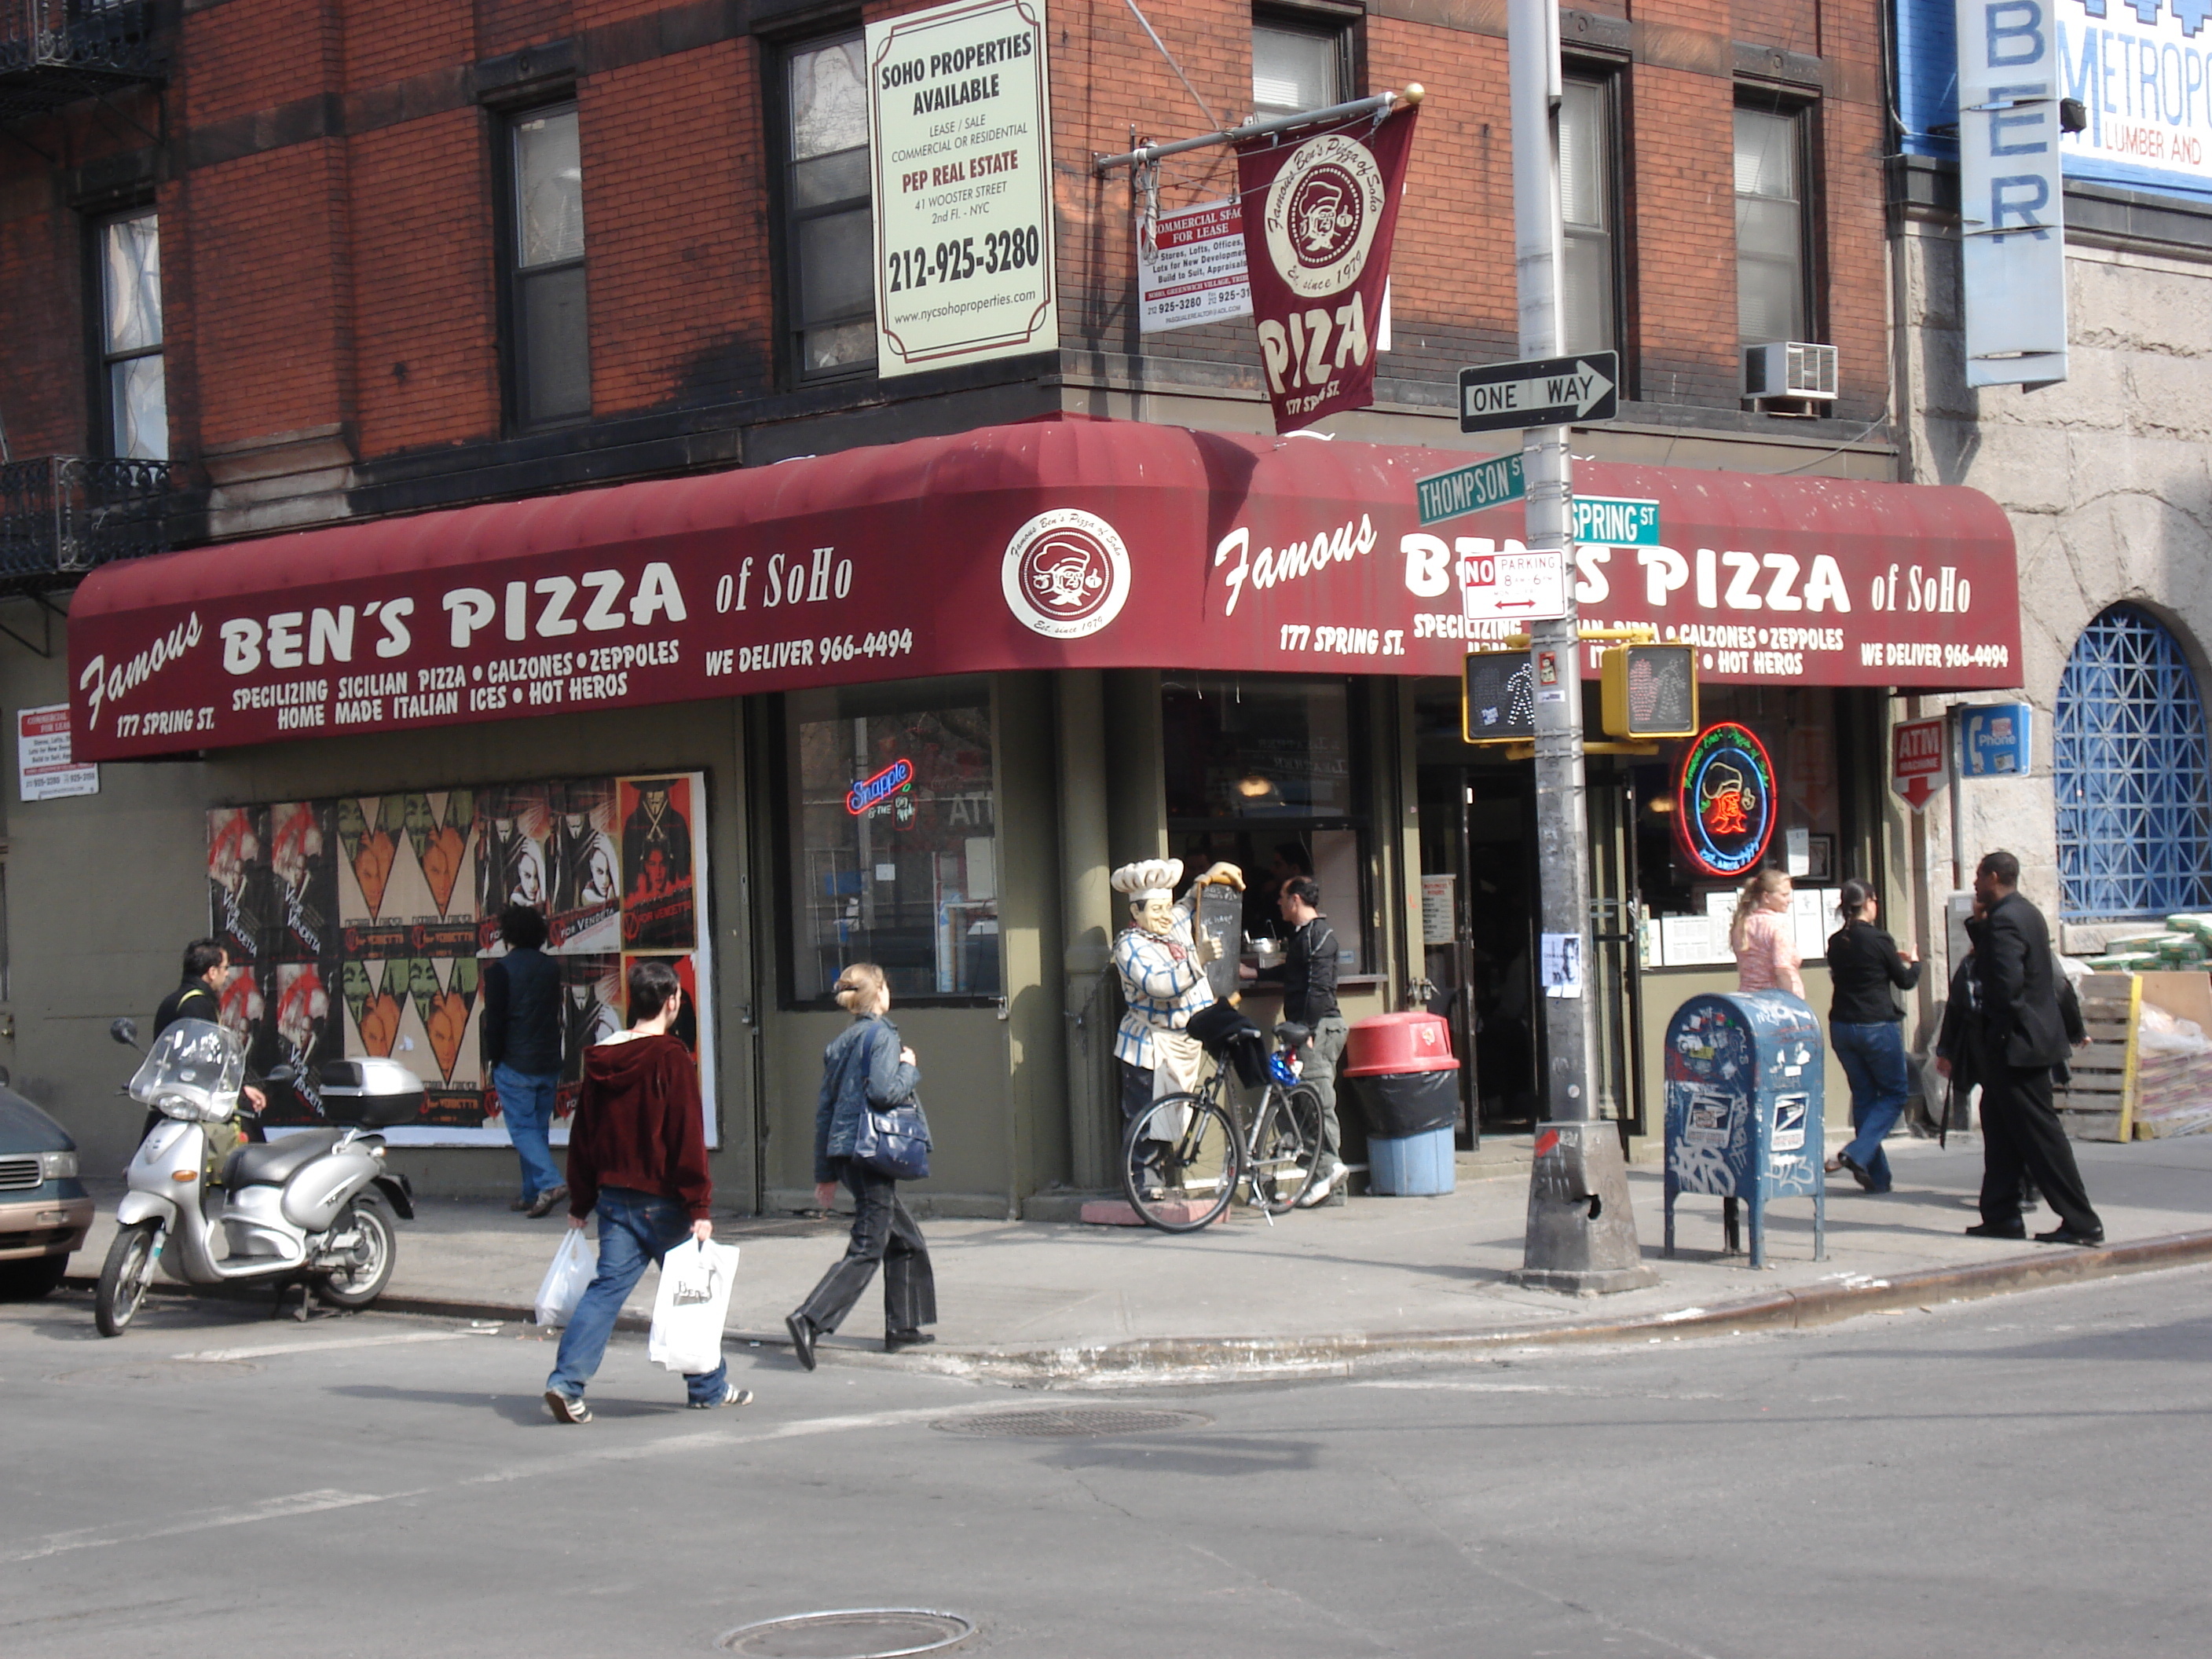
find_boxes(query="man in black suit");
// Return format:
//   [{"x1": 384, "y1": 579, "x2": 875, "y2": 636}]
[{"x1": 1961, "y1": 851, "x2": 2103, "y2": 1245}]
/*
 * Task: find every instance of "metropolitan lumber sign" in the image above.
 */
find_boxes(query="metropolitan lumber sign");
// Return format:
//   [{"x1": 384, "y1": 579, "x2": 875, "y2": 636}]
[{"x1": 867, "y1": 0, "x2": 1057, "y2": 376}]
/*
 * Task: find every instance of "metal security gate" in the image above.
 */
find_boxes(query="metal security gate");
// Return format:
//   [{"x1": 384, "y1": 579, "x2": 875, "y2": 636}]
[{"x1": 2055, "y1": 604, "x2": 2212, "y2": 919}]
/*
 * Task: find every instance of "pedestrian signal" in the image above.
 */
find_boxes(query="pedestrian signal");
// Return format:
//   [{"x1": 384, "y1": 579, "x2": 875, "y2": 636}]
[
  {"x1": 1600, "y1": 644, "x2": 1697, "y2": 739},
  {"x1": 1462, "y1": 650, "x2": 1536, "y2": 744}
]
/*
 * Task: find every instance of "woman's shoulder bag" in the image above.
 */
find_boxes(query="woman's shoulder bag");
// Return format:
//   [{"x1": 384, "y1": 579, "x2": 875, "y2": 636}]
[{"x1": 849, "y1": 1023, "x2": 932, "y2": 1181}]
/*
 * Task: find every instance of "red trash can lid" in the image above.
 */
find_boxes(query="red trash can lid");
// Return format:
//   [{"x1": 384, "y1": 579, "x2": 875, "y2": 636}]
[{"x1": 1343, "y1": 1010, "x2": 1459, "y2": 1075}]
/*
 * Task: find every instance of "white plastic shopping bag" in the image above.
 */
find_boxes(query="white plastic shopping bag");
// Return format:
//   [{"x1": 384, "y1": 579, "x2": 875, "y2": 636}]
[
  {"x1": 533, "y1": 1227, "x2": 596, "y2": 1328},
  {"x1": 648, "y1": 1238, "x2": 740, "y2": 1374}
]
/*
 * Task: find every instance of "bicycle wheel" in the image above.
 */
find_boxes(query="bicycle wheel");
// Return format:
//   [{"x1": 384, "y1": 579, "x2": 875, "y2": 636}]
[
  {"x1": 1121, "y1": 1092, "x2": 1241, "y2": 1232},
  {"x1": 1247, "y1": 1086, "x2": 1312, "y2": 1214}
]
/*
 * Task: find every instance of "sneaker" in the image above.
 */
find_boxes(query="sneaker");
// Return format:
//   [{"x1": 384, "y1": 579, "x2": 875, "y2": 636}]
[
  {"x1": 527, "y1": 1185, "x2": 569, "y2": 1219},
  {"x1": 690, "y1": 1382, "x2": 755, "y2": 1409},
  {"x1": 1296, "y1": 1159, "x2": 1345, "y2": 1209},
  {"x1": 544, "y1": 1390, "x2": 591, "y2": 1424}
]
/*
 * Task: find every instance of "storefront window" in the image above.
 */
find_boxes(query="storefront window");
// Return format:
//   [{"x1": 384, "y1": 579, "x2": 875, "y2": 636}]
[
  {"x1": 784, "y1": 682, "x2": 998, "y2": 1002},
  {"x1": 1163, "y1": 676, "x2": 1371, "y2": 970}
]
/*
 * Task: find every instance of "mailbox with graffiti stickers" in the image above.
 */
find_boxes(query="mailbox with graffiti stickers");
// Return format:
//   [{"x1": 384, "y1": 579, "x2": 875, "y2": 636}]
[
  {"x1": 1663, "y1": 990, "x2": 1825, "y2": 1269},
  {"x1": 1672, "y1": 721, "x2": 1778, "y2": 879}
]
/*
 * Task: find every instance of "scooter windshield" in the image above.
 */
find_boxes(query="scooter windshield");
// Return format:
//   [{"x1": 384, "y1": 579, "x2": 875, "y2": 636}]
[{"x1": 129, "y1": 1017, "x2": 246, "y2": 1122}]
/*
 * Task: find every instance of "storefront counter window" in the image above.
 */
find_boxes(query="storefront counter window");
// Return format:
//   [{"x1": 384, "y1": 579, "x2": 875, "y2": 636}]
[
  {"x1": 783, "y1": 681, "x2": 998, "y2": 1002},
  {"x1": 1163, "y1": 675, "x2": 1372, "y2": 970}
]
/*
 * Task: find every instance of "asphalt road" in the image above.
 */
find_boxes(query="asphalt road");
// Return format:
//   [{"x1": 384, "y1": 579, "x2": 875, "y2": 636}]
[{"x1": 5, "y1": 1265, "x2": 2208, "y2": 1658}]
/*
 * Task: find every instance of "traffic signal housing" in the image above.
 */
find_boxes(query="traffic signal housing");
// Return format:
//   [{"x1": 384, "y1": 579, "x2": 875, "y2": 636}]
[{"x1": 1600, "y1": 643, "x2": 1698, "y2": 739}]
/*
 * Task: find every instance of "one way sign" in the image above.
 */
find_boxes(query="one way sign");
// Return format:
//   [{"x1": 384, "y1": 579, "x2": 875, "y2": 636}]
[{"x1": 1458, "y1": 351, "x2": 1620, "y2": 434}]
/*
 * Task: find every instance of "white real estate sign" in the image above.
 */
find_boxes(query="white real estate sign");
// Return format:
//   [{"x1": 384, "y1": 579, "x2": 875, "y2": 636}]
[
  {"x1": 1137, "y1": 198, "x2": 1251, "y2": 332},
  {"x1": 866, "y1": 0, "x2": 1057, "y2": 376},
  {"x1": 16, "y1": 703, "x2": 99, "y2": 801},
  {"x1": 1956, "y1": 0, "x2": 2068, "y2": 386}
]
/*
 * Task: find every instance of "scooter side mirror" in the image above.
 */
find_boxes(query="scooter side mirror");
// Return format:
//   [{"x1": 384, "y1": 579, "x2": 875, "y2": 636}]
[{"x1": 110, "y1": 1017, "x2": 140, "y2": 1048}]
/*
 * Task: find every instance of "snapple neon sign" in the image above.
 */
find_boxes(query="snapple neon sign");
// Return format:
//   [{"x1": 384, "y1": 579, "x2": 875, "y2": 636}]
[{"x1": 846, "y1": 758, "x2": 914, "y2": 815}]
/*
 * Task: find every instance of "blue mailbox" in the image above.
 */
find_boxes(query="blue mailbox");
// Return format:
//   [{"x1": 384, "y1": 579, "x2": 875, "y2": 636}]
[{"x1": 1663, "y1": 991, "x2": 1826, "y2": 1269}]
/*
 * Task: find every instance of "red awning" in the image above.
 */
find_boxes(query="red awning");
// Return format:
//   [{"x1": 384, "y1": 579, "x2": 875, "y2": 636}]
[{"x1": 68, "y1": 418, "x2": 2020, "y2": 760}]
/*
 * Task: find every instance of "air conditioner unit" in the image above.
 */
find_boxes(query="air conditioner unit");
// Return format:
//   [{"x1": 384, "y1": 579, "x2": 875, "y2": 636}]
[{"x1": 1742, "y1": 342, "x2": 1839, "y2": 401}]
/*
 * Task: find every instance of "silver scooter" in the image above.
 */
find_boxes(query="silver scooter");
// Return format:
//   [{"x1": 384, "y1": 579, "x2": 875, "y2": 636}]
[{"x1": 96, "y1": 1016, "x2": 420, "y2": 1336}]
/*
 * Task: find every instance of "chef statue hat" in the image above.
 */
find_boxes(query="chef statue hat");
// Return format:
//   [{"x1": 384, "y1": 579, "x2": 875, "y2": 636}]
[{"x1": 1110, "y1": 859, "x2": 1183, "y2": 906}]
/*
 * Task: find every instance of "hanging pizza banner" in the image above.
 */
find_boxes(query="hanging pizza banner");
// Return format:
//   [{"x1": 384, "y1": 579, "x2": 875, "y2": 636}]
[
  {"x1": 1235, "y1": 104, "x2": 1419, "y2": 434},
  {"x1": 1673, "y1": 722, "x2": 1778, "y2": 879}
]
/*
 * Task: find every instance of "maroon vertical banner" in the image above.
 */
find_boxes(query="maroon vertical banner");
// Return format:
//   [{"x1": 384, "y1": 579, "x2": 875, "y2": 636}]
[{"x1": 1236, "y1": 105, "x2": 1419, "y2": 434}]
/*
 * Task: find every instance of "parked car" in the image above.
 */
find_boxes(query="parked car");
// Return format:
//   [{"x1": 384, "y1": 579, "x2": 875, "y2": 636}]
[{"x1": 0, "y1": 1085, "x2": 94, "y2": 1299}]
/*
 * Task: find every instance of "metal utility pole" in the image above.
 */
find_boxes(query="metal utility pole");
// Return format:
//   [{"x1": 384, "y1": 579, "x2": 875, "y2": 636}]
[{"x1": 1506, "y1": 0, "x2": 1656, "y2": 1293}]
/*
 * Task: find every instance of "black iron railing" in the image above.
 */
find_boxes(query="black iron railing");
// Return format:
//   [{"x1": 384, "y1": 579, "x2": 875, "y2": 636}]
[
  {"x1": 0, "y1": 455, "x2": 174, "y2": 589},
  {"x1": 0, "y1": 0, "x2": 166, "y2": 125}
]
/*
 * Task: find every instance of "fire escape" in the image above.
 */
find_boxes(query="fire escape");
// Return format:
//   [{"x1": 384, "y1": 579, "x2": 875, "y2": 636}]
[{"x1": 1, "y1": 0, "x2": 174, "y2": 606}]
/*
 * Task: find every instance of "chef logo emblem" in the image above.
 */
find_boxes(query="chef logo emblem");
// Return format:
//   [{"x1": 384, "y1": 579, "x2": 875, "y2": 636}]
[
  {"x1": 1002, "y1": 509, "x2": 1132, "y2": 639},
  {"x1": 1263, "y1": 134, "x2": 1386, "y2": 300}
]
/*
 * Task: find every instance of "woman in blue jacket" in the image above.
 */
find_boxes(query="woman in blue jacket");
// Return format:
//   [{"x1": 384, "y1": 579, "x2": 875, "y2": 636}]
[{"x1": 785, "y1": 963, "x2": 937, "y2": 1368}]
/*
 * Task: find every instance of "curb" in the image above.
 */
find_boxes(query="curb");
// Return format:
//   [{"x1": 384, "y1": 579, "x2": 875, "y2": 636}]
[
  {"x1": 61, "y1": 1228, "x2": 2212, "y2": 1382},
  {"x1": 940, "y1": 1228, "x2": 2212, "y2": 1385}
]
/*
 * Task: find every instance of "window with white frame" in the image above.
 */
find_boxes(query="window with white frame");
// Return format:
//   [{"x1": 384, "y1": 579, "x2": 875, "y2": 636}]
[
  {"x1": 508, "y1": 105, "x2": 591, "y2": 427},
  {"x1": 98, "y1": 209, "x2": 167, "y2": 461},
  {"x1": 784, "y1": 34, "x2": 875, "y2": 377},
  {"x1": 1251, "y1": 18, "x2": 1347, "y2": 119},
  {"x1": 1558, "y1": 77, "x2": 1617, "y2": 356},
  {"x1": 1734, "y1": 104, "x2": 1809, "y2": 346}
]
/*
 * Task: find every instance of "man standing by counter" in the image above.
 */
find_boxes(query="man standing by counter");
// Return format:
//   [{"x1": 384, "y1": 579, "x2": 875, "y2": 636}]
[{"x1": 1273, "y1": 877, "x2": 1348, "y2": 1207}]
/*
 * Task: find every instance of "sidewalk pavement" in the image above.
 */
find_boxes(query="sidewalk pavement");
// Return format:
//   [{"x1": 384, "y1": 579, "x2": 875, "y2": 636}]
[{"x1": 70, "y1": 1132, "x2": 2212, "y2": 1383}]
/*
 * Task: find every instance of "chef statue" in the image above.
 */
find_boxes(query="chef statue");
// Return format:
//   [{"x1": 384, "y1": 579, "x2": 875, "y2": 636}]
[{"x1": 1111, "y1": 858, "x2": 1246, "y2": 1134}]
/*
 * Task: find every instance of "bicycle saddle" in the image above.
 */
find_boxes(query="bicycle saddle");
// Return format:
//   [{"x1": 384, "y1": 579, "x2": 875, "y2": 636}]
[{"x1": 1273, "y1": 1021, "x2": 1312, "y2": 1050}]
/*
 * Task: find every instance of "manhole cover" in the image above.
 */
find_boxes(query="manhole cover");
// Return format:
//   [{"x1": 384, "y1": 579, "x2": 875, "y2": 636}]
[
  {"x1": 933, "y1": 1406, "x2": 1210, "y2": 1438},
  {"x1": 716, "y1": 1609, "x2": 973, "y2": 1657},
  {"x1": 46, "y1": 1360, "x2": 260, "y2": 1386}
]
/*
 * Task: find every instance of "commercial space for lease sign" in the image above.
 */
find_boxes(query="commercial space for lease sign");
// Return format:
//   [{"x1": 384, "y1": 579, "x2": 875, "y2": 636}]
[{"x1": 867, "y1": 0, "x2": 1057, "y2": 374}]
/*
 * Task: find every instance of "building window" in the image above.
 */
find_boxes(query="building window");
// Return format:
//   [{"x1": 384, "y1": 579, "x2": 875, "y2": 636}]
[
  {"x1": 784, "y1": 34, "x2": 874, "y2": 378},
  {"x1": 98, "y1": 209, "x2": 166, "y2": 460},
  {"x1": 2056, "y1": 605, "x2": 2212, "y2": 920},
  {"x1": 507, "y1": 104, "x2": 591, "y2": 427},
  {"x1": 1734, "y1": 104, "x2": 1809, "y2": 346},
  {"x1": 1251, "y1": 18, "x2": 1349, "y2": 119},
  {"x1": 1163, "y1": 676, "x2": 1372, "y2": 971},
  {"x1": 1558, "y1": 76, "x2": 1617, "y2": 356},
  {"x1": 784, "y1": 682, "x2": 998, "y2": 1002}
]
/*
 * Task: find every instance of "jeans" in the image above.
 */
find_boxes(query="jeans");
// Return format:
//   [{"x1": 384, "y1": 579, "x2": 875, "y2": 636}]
[
  {"x1": 494, "y1": 1064, "x2": 562, "y2": 1202},
  {"x1": 547, "y1": 1186, "x2": 728, "y2": 1405},
  {"x1": 1829, "y1": 1020, "x2": 1909, "y2": 1192},
  {"x1": 792, "y1": 1159, "x2": 937, "y2": 1339}
]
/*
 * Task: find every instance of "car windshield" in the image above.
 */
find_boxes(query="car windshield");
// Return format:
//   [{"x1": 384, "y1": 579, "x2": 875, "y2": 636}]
[{"x1": 129, "y1": 1018, "x2": 245, "y2": 1121}]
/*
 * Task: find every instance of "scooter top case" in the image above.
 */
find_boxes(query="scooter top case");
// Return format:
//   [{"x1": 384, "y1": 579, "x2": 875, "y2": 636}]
[{"x1": 318, "y1": 1059, "x2": 426, "y2": 1127}]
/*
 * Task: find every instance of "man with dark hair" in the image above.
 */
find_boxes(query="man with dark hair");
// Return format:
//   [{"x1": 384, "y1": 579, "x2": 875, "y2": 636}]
[
  {"x1": 146, "y1": 939, "x2": 266, "y2": 1141},
  {"x1": 1270, "y1": 875, "x2": 1349, "y2": 1207},
  {"x1": 1963, "y1": 850, "x2": 2104, "y2": 1245},
  {"x1": 544, "y1": 960, "x2": 748, "y2": 1423},
  {"x1": 483, "y1": 903, "x2": 565, "y2": 1217}
]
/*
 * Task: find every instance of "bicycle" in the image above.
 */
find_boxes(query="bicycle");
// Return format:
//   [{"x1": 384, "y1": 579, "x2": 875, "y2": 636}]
[{"x1": 1119, "y1": 1020, "x2": 1327, "y2": 1232}]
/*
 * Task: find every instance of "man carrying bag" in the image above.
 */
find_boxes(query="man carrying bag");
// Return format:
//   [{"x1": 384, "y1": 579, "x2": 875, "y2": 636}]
[{"x1": 544, "y1": 960, "x2": 753, "y2": 1423}]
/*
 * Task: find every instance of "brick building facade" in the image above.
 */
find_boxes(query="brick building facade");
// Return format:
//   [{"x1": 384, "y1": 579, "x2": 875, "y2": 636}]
[
  {"x1": 2, "y1": 0, "x2": 1992, "y2": 1214},
  {"x1": 4, "y1": 0, "x2": 1892, "y2": 531}
]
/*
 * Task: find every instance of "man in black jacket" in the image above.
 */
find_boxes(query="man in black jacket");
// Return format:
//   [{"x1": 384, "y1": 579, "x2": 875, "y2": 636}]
[
  {"x1": 483, "y1": 904, "x2": 566, "y2": 1216},
  {"x1": 1962, "y1": 851, "x2": 2102, "y2": 1245},
  {"x1": 145, "y1": 938, "x2": 266, "y2": 1143},
  {"x1": 1270, "y1": 877, "x2": 1348, "y2": 1207}
]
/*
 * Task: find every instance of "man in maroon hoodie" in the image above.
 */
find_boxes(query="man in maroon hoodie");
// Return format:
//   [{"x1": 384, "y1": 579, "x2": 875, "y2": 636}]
[{"x1": 544, "y1": 960, "x2": 751, "y2": 1422}]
